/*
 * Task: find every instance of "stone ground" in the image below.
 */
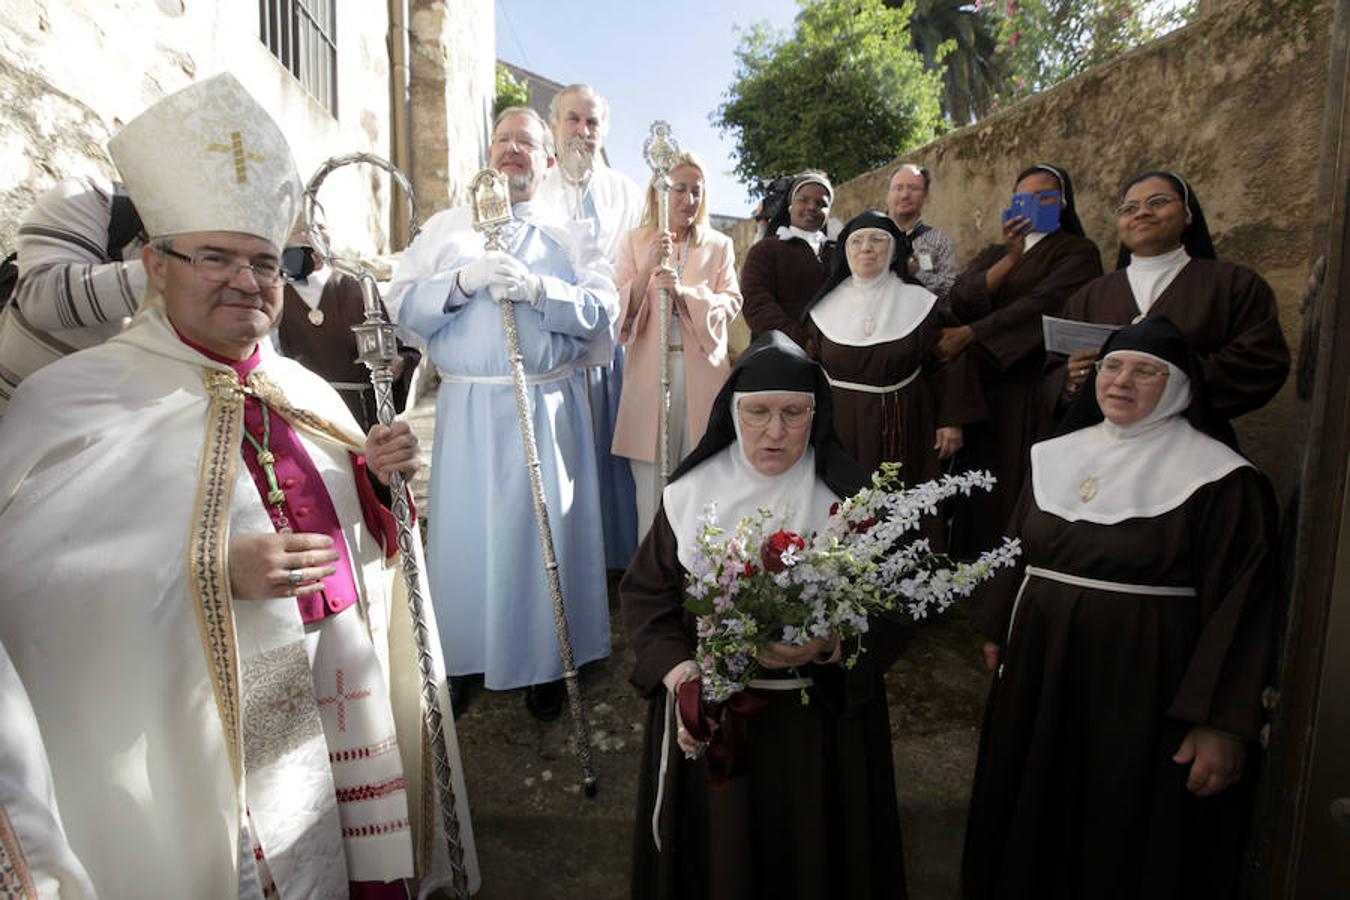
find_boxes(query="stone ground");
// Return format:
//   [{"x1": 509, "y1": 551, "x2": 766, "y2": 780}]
[{"x1": 406, "y1": 393, "x2": 991, "y2": 900}]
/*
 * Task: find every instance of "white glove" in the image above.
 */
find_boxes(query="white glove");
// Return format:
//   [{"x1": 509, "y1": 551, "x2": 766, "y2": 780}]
[
  {"x1": 492, "y1": 274, "x2": 544, "y2": 305},
  {"x1": 457, "y1": 251, "x2": 523, "y2": 295}
]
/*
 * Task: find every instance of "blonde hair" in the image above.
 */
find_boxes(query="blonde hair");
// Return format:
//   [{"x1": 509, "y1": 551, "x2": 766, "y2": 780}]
[{"x1": 638, "y1": 150, "x2": 711, "y2": 243}]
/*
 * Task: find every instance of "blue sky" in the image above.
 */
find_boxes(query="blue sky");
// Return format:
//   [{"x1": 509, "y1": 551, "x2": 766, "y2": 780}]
[{"x1": 495, "y1": 0, "x2": 802, "y2": 218}]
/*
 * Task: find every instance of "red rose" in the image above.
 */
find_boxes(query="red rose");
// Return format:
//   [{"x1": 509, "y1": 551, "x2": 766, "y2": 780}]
[
  {"x1": 760, "y1": 530, "x2": 806, "y2": 573},
  {"x1": 742, "y1": 561, "x2": 757, "y2": 576},
  {"x1": 849, "y1": 516, "x2": 878, "y2": 534}
]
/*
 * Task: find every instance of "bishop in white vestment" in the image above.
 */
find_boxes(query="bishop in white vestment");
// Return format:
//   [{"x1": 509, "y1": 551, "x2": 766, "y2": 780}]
[{"x1": 0, "y1": 74, "x2": 477, "y2": 899}]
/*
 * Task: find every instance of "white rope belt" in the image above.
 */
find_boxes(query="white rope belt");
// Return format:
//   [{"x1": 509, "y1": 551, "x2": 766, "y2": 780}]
[
  {"x1": 1024, "y1": 565, "x2": 1197, "y2": 597},
  {"x1": 747, "y1": 676, "x2": 813, "y2": 690},
  {"x1": 1003, "y1": 567, "x2": 1196, "y2": 666},
  {"x1": 651, "y1": 672, "x2": 815, "y2": 850},
  {"x1": 825, "y1": 366, "x2": 921, "y2": 395},
  {"x1": 436, "y1": 362, "x2": 578, "y2": 386}
]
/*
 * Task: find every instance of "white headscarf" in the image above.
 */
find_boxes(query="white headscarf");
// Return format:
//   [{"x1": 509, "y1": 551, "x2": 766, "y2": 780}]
[
  {"x1": 808, "y1": 230, "x2": 936, "y2": 347},
  {"x1": 662, "y1": 390, "x2": 839, "y2": 571},
  {"x1": 1031, "y1": 351, "x2": 1249, "y2": 524}
]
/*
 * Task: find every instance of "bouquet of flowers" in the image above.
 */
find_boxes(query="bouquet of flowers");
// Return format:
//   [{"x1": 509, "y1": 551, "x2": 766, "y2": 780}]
[{"x1": 682, "y1": 464, "x2": 1021, "y2": 703}]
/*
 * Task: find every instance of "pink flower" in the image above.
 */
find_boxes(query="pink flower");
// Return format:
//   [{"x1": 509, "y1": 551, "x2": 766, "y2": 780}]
[
  {"x1": 1009, "y1": 31, "x2": 1021, "y2": 45},
  {"x1": 760, "y1": 530, "x2": 806, "y2": 573}
]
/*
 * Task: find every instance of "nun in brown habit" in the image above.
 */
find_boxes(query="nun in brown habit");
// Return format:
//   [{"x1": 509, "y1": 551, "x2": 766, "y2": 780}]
[
  {"x1": 740, "y1": 172, "x2": 837, "y2": 350},
  {"x1": 621, "y1": 331, "x2": 908, "y2": 900},
  {"x1": 802, "y1": 209, "x2": 984, "y2": 491},
  {"x1": 941, "y1": 163, "x2": 1104, "y2": 555},
  {"x1": 962, "y1": 316, "x2": 1279, "y2": 900},
  {"x1": 1052, "y1": 171, "x2": 1289, "y2": 441}
]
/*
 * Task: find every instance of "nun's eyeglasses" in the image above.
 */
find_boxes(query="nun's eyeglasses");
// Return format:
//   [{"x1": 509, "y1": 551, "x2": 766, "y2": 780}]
[
  {"x1": 1094, "y1": 358, "x2": 1170, "y2": 382},
  {"x1": 737, "y1": 402, "x2": 815, "y2": 429},
  {"x1": 1114, "y1": 194, "x2": 1180, "y2": 218}
]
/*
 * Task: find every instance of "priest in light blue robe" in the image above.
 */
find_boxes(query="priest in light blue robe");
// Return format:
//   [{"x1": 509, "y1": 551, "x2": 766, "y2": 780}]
[{"x1": 387, "y1": 107, "x2": 616, "y2": 702}]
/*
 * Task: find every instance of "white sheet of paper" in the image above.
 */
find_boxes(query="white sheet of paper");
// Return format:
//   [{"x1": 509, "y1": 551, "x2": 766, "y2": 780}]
[{"x1": 1042, "y1": 315, "x2": 1120, "y2": 355}]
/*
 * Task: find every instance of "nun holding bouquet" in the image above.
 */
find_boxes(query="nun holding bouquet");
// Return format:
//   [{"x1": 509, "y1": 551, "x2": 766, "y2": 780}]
[{"x1": 621, "y1": 330, "x2": 1016, "y2": 900}]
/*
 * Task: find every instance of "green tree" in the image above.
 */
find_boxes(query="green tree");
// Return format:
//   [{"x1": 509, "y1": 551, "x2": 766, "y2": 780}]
[
  {"x1": 714, "y1": 0, "x2": 945, "y2": 188},
  {"x1": 990, "y1": 0, "x2": 1194, "y2": 102},
  {"x1": 894, "y1": 0, "x2": 1004, "y2": 125},
  {"x1": 493, "y1": 64, "x2": 530, "y2": 117}
]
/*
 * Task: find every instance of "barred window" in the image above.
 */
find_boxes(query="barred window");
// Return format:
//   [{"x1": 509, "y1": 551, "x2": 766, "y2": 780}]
[{"x1": 260, "y1": 0, "x2": 338, "y2": 116}]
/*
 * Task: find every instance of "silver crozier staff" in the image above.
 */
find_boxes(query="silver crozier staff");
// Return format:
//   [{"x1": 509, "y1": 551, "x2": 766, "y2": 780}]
[
  {"x1": 468, "y1": 168, "x2": 600, "y2": 797},
  {"x1": 642, "y1": 121, "x2": 681, "y2": 484},
  {"x1": 302, "y1": 152, "x2": 472, "y2": 896}
]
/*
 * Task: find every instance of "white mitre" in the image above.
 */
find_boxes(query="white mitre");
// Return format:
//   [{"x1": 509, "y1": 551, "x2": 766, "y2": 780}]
[{"x1": 108, "y1": 72, "x2": 302, "y2": 252}]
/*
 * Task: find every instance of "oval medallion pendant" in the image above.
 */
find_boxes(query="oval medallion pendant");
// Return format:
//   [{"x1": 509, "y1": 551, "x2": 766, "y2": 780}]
[
  {"x1": 1079, "y1": 476, "x2": 1100, "y2": 502},
  {"x1": 863, "y1": 317, "x2": 876, "y2": 337},
  {"x1": 308, "y1": 308, "x2": 325, "y2": 326}
]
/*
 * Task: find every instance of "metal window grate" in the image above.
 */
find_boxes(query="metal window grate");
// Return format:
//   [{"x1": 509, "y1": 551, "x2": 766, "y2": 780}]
[{"x1": 259, "y1": 0, "x2": 338, "y2": 116}]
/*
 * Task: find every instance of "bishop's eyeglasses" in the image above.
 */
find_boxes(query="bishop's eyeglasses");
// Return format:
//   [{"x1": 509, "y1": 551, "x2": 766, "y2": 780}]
[{"x1": 157, "y1": 246, "x2": 289, "y2": 288}]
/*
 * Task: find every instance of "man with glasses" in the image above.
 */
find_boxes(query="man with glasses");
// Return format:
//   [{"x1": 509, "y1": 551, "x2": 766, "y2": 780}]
[
  {"x1": 389, "y1": 106, "x2": 617, "y2": 722},
  {"x1": 0, "y1": 74, "x2": 475, "y2": 898}
]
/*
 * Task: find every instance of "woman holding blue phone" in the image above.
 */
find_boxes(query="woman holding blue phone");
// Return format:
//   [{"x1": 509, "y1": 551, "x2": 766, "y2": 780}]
[{"x1": 940, "y1": 164, "x2": 1103, "y2": 554}]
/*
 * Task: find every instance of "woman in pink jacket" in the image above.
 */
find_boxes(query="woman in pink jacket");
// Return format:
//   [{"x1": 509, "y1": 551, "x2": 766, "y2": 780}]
[{"x1": 612, "y1": 150, "x2": 743, "y2": 537}]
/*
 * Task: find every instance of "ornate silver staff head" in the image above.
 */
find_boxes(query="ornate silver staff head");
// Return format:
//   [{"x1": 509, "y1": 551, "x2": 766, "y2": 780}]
[
  {"x1": 302, "y1": 151, "x2": 418, "y2": 371},
  {"x1": 642, "y1": 120, "x2": 681, "y2": 178},
  {"x1": 558, "y1": 135, "x2": 594, "y2": 188},
  {"x1": 469, "y1": 168, "x2": 514, "y2": 252}
]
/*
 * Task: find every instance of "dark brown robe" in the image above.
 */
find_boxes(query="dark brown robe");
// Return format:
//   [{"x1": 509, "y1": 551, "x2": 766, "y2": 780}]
[
  {"x1": 740, "y1": 235, "x2": 835, "y2": 349},
  {"x1": 962, "y1": 468, "x2": 1278, "y2": 899},
  {"x1": 946, "y1": 232, "x2": 1103, "y2": 554},
  {"x1": 277, "y1": 270, "x2": 420, "y2": 432},
  {"x1": 1048, "y1": 260, "x2": 1290, "y2": 423},
  {"x1": 622, "y1": 508, "x2": 908, "y2": 900},
  {"x1": 807, "y1": 308, "x2": 986, "y2": 480}
]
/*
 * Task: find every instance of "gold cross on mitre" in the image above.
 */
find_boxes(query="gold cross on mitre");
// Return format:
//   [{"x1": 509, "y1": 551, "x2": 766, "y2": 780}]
[{"x1": 206, "y1": 131, "x2": 266, "y2": 184}]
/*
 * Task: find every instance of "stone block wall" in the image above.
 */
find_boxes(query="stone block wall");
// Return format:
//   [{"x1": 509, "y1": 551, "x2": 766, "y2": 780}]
[
  {"x1": 0, "y1": 0, "x2": 493, "y2": 260},
  {"x1": 730, "y1": 0, "x2": 1331, "y2": 493},
  {"x1": 408, "y1": 0, "x2": 495, "y2": 219}
]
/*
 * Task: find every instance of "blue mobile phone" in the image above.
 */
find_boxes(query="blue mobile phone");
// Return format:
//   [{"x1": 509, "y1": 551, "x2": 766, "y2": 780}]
[{"x1": 1001, "y1": 190, "x2": 1062, "y2": 233}]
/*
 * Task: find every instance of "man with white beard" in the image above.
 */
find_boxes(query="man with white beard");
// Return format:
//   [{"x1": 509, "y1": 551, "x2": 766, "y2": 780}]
[{"x1": 537, "y1": 84, "x2": 644, "y2": 569}]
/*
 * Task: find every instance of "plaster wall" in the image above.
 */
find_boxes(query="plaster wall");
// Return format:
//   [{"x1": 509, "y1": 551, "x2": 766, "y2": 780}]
[
  {"x1": 0, "y1": 0, "x2": 403, "y2": 258},
  {"x1": 731, "y1": 0, "x2": 1330, "y2": 493}
]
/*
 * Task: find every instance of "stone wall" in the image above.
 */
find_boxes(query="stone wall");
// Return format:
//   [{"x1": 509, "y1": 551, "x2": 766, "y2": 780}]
[
  {"x1": 731, "y1": 0, "x2": 1331, "y2": 492},
  {"x1": 409, "y1": 0, "x2": 495, "y2": 219},
  {"x1": 0, "y1": 0, "x2": 495, "y2": 258}
]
